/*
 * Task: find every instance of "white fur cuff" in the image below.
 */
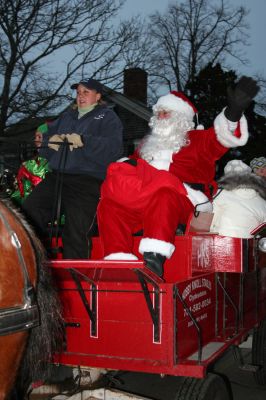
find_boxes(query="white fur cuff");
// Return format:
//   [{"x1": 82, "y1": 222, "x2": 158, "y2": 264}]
[
  {"x1": 116, "y1": 157, "x2": 129, "y2": 162},
  {"x1": 104, "y1": 252, "x2": 138, "y2": 260},
  {"x1": 184, "y1": 184, "x2": 213, "y2": 212},
  {"x1": 139, "y1": 238, "x2": 175, "y2": 259},
  {"x1": 214, "y1": 109, "x2": 248, "y2": 148}
]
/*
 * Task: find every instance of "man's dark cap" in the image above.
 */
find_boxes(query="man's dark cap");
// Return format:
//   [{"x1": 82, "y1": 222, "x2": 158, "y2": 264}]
[{"x1": 71, "y1": 78, "x2": 103, "y2": 94}]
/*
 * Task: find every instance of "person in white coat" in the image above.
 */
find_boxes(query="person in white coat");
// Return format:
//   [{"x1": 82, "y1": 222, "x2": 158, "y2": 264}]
[{"x1": 210, "y1": 159, "x2": 266, "y2": 238}]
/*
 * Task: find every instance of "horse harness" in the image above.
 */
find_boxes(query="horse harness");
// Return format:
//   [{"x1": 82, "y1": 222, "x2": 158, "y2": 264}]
[{"x1": 0, "y1": 204, "x2": 39, "y2": 336}]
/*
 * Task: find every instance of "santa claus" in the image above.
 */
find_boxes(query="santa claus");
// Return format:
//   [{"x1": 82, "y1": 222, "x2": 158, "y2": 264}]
[{"x1": 97, "y1": 76, "x2": 259, "y2": 277}]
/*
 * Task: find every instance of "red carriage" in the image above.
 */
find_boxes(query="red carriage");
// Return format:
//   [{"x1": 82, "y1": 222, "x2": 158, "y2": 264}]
[{"x1": 40, "y1": 214, "x2": 266, "y2": 399}]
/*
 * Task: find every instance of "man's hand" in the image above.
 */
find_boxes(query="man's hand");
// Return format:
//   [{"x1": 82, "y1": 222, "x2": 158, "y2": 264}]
[
  {"x1": 224, "y1": 76, "x2": 260, "y2": 122},
  {"x1": 48, "y1": 134, "x2": 66, "y2": 151},
  {"x1": 66, "y1": 133, "x2": 84, "y2": 151}
]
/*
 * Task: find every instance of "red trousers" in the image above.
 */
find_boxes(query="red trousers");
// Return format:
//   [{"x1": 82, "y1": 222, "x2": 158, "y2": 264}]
[{"x1": 97, "y1": 186, "x2": 193, "y2": 257}]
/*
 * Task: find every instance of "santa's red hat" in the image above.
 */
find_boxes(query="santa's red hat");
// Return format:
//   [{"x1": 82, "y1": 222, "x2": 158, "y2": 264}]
[{"x1": 153, "y1": 91, "x2": 197, "y2": 119}]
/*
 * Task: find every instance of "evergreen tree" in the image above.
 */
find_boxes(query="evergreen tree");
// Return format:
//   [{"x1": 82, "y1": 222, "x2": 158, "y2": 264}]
[{"x1": 187, "y1": 64, "x2": 266, "y2": 177}]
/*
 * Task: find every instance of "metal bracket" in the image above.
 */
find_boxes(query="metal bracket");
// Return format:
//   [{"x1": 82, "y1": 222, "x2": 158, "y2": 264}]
[
  {"x1": 69, "y1": 268, "x2": 97, "y2": 337},
  {"x1": 135, "y1": 270, "x2": 161, "y2": 343},
  {"x1": 217, "y1": 274, "x2": 239, "y2": 334},
  {"x1": 174, "y1": 284, "x2": 203, "y2": 364}
]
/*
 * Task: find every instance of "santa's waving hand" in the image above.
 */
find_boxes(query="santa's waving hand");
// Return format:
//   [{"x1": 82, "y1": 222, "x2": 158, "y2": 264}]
[{"x1": 97, "y1": 76, "x2": 259, "y2": 278}]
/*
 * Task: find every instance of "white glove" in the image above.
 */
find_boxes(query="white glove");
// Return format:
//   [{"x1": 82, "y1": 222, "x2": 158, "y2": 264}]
[
  {"x1": 66, "y1": 133, "x2": 84, "y2": 151},
  {"x1": 48, "y1": 134, "x2": 66, "y2": 151}
]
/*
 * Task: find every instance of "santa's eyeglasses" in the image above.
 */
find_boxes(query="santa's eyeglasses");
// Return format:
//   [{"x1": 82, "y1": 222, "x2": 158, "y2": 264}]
[{"x1": 155, "y1": 110, "x2": 172, "y2": 119}]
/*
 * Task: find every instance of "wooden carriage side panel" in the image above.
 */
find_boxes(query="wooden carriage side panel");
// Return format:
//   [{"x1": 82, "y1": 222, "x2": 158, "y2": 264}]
[
  {"x1": 52, "y1": 264, "x2": 178, "y2": 373},
  {"x1": 174, "y1": 274, "x2": 217, "y2": 361}
]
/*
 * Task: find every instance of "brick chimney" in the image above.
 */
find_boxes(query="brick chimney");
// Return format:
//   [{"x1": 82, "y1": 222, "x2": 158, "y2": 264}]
[{"x1": 123, "y1": 68, "x2": 147, "y2": 105}]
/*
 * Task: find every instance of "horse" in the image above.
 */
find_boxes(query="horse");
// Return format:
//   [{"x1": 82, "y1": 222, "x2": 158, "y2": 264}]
[{"x1": 0, "y1": 196, "x2": 64, "y2": 400}]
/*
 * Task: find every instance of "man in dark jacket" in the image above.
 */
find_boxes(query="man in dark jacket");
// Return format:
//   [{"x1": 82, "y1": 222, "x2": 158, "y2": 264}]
[{"x1": 23, "y1": 78, "x2": 123, "y2": 259}]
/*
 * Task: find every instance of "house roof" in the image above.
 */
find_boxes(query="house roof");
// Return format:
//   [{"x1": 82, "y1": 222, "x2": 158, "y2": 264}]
[{"x1": 102, "y1": 85, "x2": 152, "y2": 121}]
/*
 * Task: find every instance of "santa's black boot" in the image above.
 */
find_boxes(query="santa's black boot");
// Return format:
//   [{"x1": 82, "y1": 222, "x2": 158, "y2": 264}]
[{"x1": 143, "y1": 252, "x2": 166, "y2": 277}]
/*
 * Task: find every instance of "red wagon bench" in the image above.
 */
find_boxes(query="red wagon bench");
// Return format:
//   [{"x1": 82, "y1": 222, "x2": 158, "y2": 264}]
[{"x1": 47, "y1": 218, "x2": 266, "y2": 399}]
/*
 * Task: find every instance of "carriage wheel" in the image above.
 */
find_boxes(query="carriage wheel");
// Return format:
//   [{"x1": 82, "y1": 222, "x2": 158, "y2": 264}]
[
  {"x1": 252, "y1": 319, "x2": 266, "y2": 385},
  {"x1": 174, "y1": 373, "x2": 231, "y2": 400}
]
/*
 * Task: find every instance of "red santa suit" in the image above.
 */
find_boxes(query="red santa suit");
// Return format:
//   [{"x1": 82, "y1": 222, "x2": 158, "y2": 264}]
[{"x1": 97, "y1": 91, "x2": 249, "y2": 261}]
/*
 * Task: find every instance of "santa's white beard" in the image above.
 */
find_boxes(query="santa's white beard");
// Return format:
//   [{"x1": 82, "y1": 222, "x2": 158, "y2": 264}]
[{"x1": 140, "y1": 112, "x2": 193, "y2": 163}]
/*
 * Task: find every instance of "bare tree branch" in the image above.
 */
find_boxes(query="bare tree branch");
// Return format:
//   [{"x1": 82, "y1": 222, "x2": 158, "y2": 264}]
[
  {"x1": 0, "y1": 0, "x2": 148, "y2": 133},
  {"x1": 145, "y1": 0, "x2": 249, "y2": 99}
]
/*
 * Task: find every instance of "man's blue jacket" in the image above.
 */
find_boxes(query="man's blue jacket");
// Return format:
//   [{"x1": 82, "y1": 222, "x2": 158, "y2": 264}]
[{"x1": 40, "y1": 104, "x2": 123, "y2": 181}]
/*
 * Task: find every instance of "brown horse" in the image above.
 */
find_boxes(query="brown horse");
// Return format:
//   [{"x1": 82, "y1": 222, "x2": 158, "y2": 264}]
[{"x1": 0, "y1": 197, "x2": 64, "y2": 400}]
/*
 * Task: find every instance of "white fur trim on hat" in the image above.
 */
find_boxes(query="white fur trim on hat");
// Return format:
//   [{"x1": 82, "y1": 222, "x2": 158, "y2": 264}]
[
  {"x1": 214, "y1": 109, "x2": 249, "y2": 148},
  {"x1": 224, "y1": 159, "x2": 252, "y2": 175},
  {"x1": 104, "y1": 253, "x2": 138, "y2": 260},
  {"x1": 153, "y1": 93, "x2": 195, "y2": 119},
  {"x1": 139, "y1": 238, "x2": 175, "y2": 259}
]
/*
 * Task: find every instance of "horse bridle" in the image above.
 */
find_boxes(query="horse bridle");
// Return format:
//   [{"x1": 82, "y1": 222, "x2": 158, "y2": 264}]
[{"x1": 0, "y1": 205, "x2": 39, "y2": 336}]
